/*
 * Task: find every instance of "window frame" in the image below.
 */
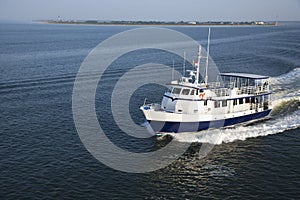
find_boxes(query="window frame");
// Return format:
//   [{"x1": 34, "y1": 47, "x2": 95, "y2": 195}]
[
  {"x1": 172, "y1": 88, "x2": 181, "y2": 94},
  {"x1": 181, "y1": 88, "x2": 190, "y2": 95}
]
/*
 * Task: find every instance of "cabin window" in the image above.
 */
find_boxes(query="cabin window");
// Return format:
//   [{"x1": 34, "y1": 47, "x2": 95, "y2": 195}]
[
  {"x1": 233, "y1": 99, "x2": 237, "y2": 106},
  {"x1": 172, "y1": 88, "x2": 181, "y2": 94},
  {"x1": 250, "y1": 97, "x2": 255, "y2": 104},
  {"x1": 204, "y1": 100, "x2": 208, "y2": 106},
  {"x1": 222, "y1": 100, "x2": 227, "y2": 107},
  {"x1": 214, "y1": 101, "x2": 220, "y2": 108},
  {"x1": 190, "y1": 89, "x2": 195, "y2": 95},
  {"x1": 182, "y1": 89, "x2": 190, "y2": 95},
  {"x1": 239, "y1": 98, "x2": 244, "y2": 105},
  {"x1": 245, "y1": 97, "x2": 250, "y2": 103}
]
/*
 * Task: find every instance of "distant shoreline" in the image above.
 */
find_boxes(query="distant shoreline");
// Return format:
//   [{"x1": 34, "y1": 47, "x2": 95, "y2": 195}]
[{"x1": 38, "y1": 20, "x2": 278, "y2": 27}]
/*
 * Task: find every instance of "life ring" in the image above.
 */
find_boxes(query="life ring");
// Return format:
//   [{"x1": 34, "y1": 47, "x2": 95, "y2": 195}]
[{"x1": 199, "y1": 93, "x2": 205, "y2": 99}]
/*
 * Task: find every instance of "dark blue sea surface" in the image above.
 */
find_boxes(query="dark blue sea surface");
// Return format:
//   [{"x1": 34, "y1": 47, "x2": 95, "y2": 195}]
[{"x1": 0, "y1": 22, "x2": 299, "y2": 199}]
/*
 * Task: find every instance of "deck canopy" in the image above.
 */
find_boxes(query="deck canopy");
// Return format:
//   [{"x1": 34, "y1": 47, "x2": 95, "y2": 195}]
[
  {"x1": 218, "y1": 73, "x2": 270, "y2": 88},
  {"x1": 219, "y1": 73, "x2": 269, "y2": 79}
]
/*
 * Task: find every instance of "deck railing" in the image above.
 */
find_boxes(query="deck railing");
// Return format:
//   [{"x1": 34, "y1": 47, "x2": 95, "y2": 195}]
[{"x1": 210, "y1": 86, "x2": 269, "y2": 97}]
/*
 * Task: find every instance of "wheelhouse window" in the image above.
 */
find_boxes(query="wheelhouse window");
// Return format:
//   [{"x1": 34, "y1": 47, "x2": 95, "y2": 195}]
[
  {"x1": 181, "y1": 89, "x2": 190, "y2": 95},
  {"x1": 172, "y1": 88, "x2": 181, "y2": 94}
]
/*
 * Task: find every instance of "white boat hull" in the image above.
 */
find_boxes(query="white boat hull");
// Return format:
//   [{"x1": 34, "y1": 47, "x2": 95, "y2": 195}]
[{"x1": 141, "y1": 107, "x2": 272, "y2": 133}]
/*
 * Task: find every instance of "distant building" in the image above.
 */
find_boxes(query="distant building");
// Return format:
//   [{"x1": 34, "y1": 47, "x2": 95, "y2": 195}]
[{"x1": 255, "y1": 21, "x2": 265, "y2": 25}]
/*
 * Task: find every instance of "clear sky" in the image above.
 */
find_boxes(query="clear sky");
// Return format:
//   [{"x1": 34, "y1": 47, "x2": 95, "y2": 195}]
[{"x1": 0, "y1": 0, "x2": 299, "y2": 21}]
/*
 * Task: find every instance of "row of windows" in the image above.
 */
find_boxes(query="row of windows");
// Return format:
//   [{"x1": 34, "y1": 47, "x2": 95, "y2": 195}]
[
  {"x1": 233, "y1": 97, "x2": 255, "y2": 105},
  {"x1": 209, "y1": 97, "x2": 257, "y2": 108},
  {"x1": 171, "y1": 87, "x2": 205, "y2": 96},
  {"x1": 213, "y1": 100, "x2": 228, "y2": 108},
  {"x1": 171, "y1": 88, "x2": 197, "y2": 95}
]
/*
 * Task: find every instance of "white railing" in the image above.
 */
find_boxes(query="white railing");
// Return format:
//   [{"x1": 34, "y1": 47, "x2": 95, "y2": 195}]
[
  {"x1": 211, "y1": 85, "x2": 269, "y2": 97},
  {"x1": 237, "y1": 86, "x2": 269, "y2": 95},
  {"x1": 212, "y1": 88, "x2": 230, "y2": 97}
]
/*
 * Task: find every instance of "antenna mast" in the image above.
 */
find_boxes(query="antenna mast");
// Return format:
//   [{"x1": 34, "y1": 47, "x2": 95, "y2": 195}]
[
  {"x1": 205, "y1": 28, "x2": 211, "y2": 86},
  {"x1": 183, "y1": 51, "x2": 186, "y2": 76},
  {"x1": 196, "y1": 45, "x2": 201, "y2": 84},
  {"x1": 172, "y1": 59, "x2": 175, "y2": 80}
]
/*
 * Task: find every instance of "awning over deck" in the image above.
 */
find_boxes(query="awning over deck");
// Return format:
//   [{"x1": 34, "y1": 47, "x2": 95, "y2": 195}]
[{"x1": 219, "y1": 73, "x2": 269, "y2": 79}]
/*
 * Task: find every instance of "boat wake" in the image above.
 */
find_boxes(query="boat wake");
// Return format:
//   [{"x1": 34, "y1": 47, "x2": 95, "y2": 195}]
[{"x1": 170, "y1": 68, "x2": 300, "y2": 144}]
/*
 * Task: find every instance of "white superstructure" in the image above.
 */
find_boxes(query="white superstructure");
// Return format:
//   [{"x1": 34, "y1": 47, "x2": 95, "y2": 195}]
[{"x1": 140, "y1": 29, "x2": 272, "y2": 133}]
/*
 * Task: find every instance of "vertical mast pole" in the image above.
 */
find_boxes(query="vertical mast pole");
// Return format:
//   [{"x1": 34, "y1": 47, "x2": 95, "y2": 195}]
[
  {"x1": 205, "y1": 28, "x2": 211, "y2": 86},
  {"x1": 183, "y1": 51, "x2": 186, "y2": 76},
  {"x1": 196, "y1": 45, "x2": 201, "y2": 84},
  {"x1": 172, "y1": 59, "x2": 175, "y2": 80}
]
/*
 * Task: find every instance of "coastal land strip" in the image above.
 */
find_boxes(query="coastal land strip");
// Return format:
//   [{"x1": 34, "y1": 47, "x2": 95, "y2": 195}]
[{"x1": 39, "y1": 20, "x2": 278, "y2": 26}]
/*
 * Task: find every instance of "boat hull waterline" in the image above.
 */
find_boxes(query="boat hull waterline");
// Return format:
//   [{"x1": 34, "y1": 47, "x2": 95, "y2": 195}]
[{"x1": 146, "y1": 109, "x2": 271, "y2": 133}]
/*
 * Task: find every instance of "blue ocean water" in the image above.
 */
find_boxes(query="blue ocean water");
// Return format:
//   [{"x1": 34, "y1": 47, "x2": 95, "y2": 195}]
[{"x1": 0, "y1": 22, "x2": 299, "y2": 199}]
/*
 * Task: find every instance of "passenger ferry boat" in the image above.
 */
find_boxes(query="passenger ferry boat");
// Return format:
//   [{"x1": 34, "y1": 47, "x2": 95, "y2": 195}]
[{"x1": 140, "y1": 29, "x2": 272, "y2": 134}]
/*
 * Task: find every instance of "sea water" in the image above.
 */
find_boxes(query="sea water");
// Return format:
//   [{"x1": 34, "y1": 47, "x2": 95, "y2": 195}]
[{"x1": 0, "y1": 22, "x2": 299, "y2": 199}]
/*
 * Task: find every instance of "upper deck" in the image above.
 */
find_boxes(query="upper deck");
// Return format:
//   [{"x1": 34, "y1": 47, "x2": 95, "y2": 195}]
[{"x1": 167, "y1": 72, "x2": 271, "y2": 100}]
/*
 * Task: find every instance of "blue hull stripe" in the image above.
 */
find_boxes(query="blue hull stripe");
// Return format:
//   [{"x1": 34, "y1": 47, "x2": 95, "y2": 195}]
[{"x1": 148, "y1": 109, "x2": 271, "y2": 133}]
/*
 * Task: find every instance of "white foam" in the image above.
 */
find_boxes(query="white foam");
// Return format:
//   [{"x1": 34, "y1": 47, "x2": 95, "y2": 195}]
[
  {"x1": 269, "y1": 67, "x2": 300, "y2": 85},
  {"x1": 270, "y1": 68, "x2": 300, "y2": 102}
]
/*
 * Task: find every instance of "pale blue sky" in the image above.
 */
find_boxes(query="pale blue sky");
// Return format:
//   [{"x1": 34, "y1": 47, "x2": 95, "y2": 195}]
[{"x1": 0, "y1": 0, "x2": 299, "y2": 21}]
